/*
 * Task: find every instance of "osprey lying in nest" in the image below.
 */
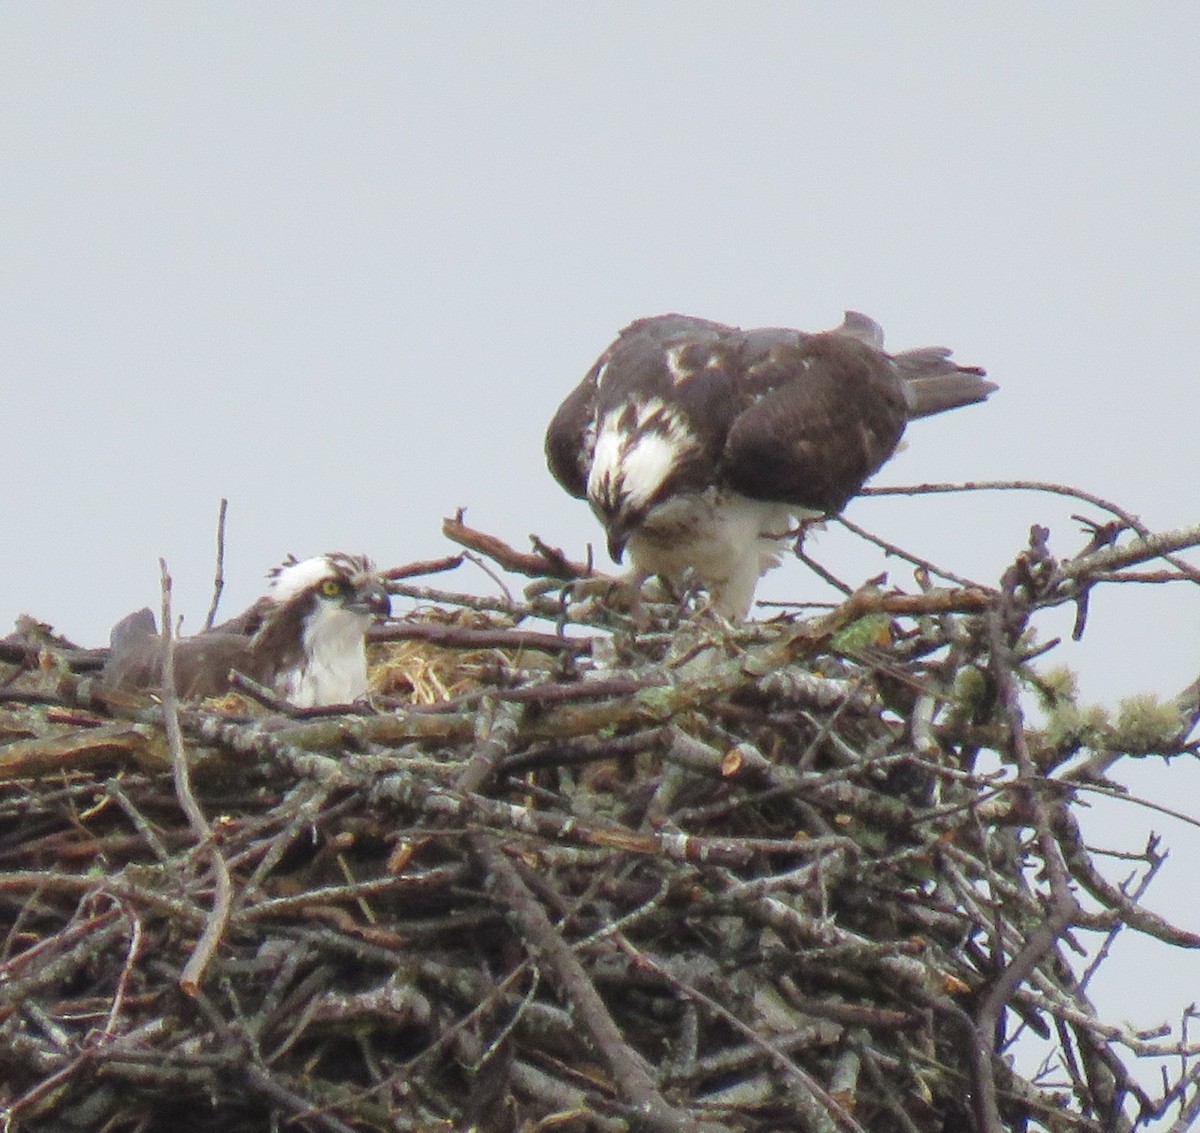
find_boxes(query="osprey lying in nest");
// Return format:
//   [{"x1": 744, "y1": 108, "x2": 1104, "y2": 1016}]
[{"x1": 101, "y1": 552, "x2": 390, "y2": 707}]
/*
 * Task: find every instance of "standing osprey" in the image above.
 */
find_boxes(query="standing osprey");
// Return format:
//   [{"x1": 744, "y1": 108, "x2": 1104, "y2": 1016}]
[
  {"x1": 101, "y1": 553, "x2": 390, "y2": 707},
  {"x1": 546, "y1": 312, "x2": 996, "y2": 619}
]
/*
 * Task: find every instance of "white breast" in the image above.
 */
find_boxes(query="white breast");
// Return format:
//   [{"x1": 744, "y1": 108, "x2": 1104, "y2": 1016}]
[
  {"x1": 626, "y1": 490, "x2": 806, "y2": 619},
  {"x1": 275, "y1": 603, "x2": 372, "y2": 707}
]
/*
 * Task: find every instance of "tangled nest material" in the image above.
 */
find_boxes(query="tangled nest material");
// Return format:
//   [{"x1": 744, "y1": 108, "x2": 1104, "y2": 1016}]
[{"x1": 1, "y1": 489, "x2": 1199, "y2": 1133}]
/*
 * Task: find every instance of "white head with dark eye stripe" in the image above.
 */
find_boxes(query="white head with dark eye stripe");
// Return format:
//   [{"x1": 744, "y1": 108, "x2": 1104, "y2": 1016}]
[
  {"x1": 259, "y1": 553, "x2": 390, "y2": 706},
  {"x1": 267, "y1": 554, "x2": 387, "y2": 612}
]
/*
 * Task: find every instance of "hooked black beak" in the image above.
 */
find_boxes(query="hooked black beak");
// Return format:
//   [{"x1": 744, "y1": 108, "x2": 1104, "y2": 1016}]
[
  {"x1": 351, "y1": 580, "x2": 391, "y2": 619},
  {"x1": 607, "y1": 527, "x2": 629, "y2": 565},
  {"x1": 592, "y1": 493, "x2": 635, "y2": 565}
]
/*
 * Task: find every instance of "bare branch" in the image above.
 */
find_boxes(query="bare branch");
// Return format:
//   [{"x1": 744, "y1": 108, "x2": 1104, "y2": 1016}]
[
  {"x1": 202, "y1": 497, "x2": 229, "y2": 632},
  {"x1": 159, "y1": 559, "x2": 233, "y2": 996},
  {"x1": 443, "y1": 509, "x2": 595, "y2": 580}
]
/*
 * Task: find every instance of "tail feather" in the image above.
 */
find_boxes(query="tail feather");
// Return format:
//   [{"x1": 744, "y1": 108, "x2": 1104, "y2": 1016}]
[
  {"x1": 833, "y1": 314, "x2": 996, "y2": 419},
  {"x1": 894, "y1": 342, "x2": 996, "y2": 418},
  {"x1": 904, "y1": 370, "x2": 997, "y2": 418}
]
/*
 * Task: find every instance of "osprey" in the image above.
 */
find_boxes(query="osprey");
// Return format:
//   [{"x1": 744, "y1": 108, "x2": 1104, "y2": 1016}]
[
  {"x1": 101, "y1": 553, "x2": 390, "y2": 706},
  {"x1": 546, "y1": 312, "x2": 996, "y2": 619}
]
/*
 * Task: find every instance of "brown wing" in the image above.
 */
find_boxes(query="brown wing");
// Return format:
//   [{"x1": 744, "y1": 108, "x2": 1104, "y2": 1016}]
[
  {"x1": 207, "y1": 596, "x2": 272, "y2": 636},
  {"x1": 544, "y1": 363, "x2": 598, "y2": 500},
  {"x1": 722, "y1": 332, "x2": 910, "y2": 514},
  {"x1": 102, "y1": 632, "x2": 260, "y2": 699}
]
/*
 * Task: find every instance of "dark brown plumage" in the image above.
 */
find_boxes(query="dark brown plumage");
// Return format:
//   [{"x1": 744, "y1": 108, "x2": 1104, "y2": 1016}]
[
  {"x1": 546, "y1": 311, "x2": 996, "y2": 617},
  {"x1": 103, "y1": 615, "x2": 269, "y2": 700}
]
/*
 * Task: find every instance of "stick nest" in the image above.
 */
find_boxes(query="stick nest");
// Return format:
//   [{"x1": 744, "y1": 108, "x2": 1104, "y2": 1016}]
[{"x1": 1, "y1": 507, "x2": 1199, "y2": 1133}]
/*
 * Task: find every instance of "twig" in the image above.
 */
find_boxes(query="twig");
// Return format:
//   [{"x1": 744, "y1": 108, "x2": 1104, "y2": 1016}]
[
  {"x1": 832, "y1": 513, "x2": 985, "y2": 590},
  {"x1": 1057, "y1": 523, "x2": 1200, "y2": 582},
  {"x1": 862, "y1": 481, "x2": 1200, "y2": 585},
  {"x1": 379, "y1": 581, "x2": 547, "y2": 619},
  {"x1": 371, "y1": 618, "x2": 590, "y2": 656},
  {"x1": 159, "y1": 559, "x2": 233, "y2": 996},
  {"x1": 1076, "y1": 838, "x2": 1166, "y2": 993},
  {"x1": 974, "y1": 597, "x2": 1084, "y2": 1132},
  {"x1": 101, "y1": 896, "x2": 143, "y2": 1038},
  {"x1": 470, "y1": 835, "x2": 713, "y2": 1133},
  {"x1": 202, "y1": 497, "x2": 229, "y2": 632},
  {"x1": 611, "y1": 930, "x2": 869, "y2": 1133},
  {"x1": 1051, "y1": 804, "x2": 1200, "y2": 948},
  {"x1": 225, "y1": 669, "x2": 300, "y2": 714},
  {"x1": 443, "y1": 510, "x2": 594, "y2": 580},
  {"x1": 241, "y1": 1063, "x2": 362, "y2": 1133},
  {"x1": 0, "y1": 640, "x2": 106, "y2": 670},
  {"x1": 463, "y1": 549, "x2": 517, "y2": 606},
  {"x1": 792, "y1": 542, "x2": 854, "y2": 595},
  {"x1": 1161, "y1": 1055, "x2": 1200, "y2": 1132},
  {"x1": 382, "y1": 552, "x2": 465, "y2": 581}
]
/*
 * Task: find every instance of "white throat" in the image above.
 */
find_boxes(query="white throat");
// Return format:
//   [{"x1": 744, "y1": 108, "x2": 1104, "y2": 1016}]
[{"x1": 276, "y1": 602, "x2": 371, "y2": 707}]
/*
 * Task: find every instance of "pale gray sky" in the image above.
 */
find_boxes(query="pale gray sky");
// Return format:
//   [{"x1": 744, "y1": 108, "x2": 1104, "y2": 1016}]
[{"x1": 3, "y1": 4, "x2": 1199, "y2": 1109}]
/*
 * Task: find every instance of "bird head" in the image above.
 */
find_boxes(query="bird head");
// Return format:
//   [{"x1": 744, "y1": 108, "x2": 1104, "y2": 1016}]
[
  {"x1": 586, "y1": 398, "x2": 700, "y2": 563},
  {"x1": 257, "y1": 553, "x2": 390, "y2": 707},
  {"x1": 266, "y1": 553, "x2": 391, "y2": 621}
]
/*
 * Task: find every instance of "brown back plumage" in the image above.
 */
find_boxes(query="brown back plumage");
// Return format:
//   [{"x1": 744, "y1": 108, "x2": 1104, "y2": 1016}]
[{"x1": 546, "y1": 311, "x2": 996, "y2": 518}]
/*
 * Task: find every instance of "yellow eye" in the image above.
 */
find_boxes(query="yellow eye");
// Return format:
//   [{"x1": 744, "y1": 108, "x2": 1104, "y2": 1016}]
[{"x1": 320, "y1": 579, "x2": 343, "y2": 597}]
